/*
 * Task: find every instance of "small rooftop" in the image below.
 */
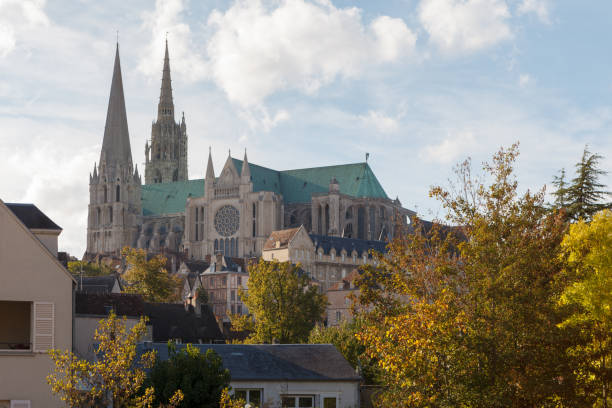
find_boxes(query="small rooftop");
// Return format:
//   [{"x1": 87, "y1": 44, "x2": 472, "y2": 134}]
[
  {"x1": 5, "y1": 203, "x2": 61, "y2": 231},
  {"x1": 263, "y1": 227, "x2": 301, "y2": 250}
]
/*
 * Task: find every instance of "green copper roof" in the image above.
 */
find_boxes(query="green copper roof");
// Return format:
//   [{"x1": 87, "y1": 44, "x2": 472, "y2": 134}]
[
  {"x1": 279, "y1": 162, "x2": 389, "y2": 204},
  {"x1": 141, "y1": 179, "x2": 204, "y2": 216},
  {"x1": 141, "y1": 161, "x2": 389, "y2": 216},
  {"x1": 232, "y1": 159, "x2": 282, "y2": 195}
]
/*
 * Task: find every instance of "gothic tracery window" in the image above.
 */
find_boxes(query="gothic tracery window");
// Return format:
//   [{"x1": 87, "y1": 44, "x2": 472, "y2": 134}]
[{"x1": 214, "y1": 205, "x2": 240, "y2": 237}]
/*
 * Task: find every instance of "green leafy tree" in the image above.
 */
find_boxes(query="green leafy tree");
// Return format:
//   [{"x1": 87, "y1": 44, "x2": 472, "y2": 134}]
[
  {"x1": 231, "y1": 259, "x2": 327, "y2": 344},
  {"x1": 67, "y1": 260, "x2": 113, "y2": 276},
  {"x1": 558, "y1": 210, "x2": 612, "y2": 407},
  {"x1": 144, "y1": 343, "x2": 230, "y2": 408},
  {"x1": 553, "y1": 146, "x2": 611, "y2": 221},
  {"x1": 47, "y1": 311, "x2": 183, "y2": 408},
  {"x1": 355, "y1": 144, "x2": 580, "y2": 407},
  {"x1": 122, "y1": 247, "x2": 182, "y2": 303},
  {"x1": 308, "y1": 320, "x2": 382, "y2": 384}
]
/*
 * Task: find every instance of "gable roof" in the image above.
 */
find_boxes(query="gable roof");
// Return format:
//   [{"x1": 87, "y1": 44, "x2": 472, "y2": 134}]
[
  {"x1": 141, "y1": 160, "x2": 390, "y2": 216},
  {"x1": 6, "y1": 203, "x2": 62, "y2": 231},
  {"x1": 0, "y1": 199, "x2": 75, "y2": 283},
  {"x1": 143, "y1": 303, "x2": 223, "y2": 342},
  {"x1": 279, "y1": 162, "x2": 389, "y2": 204},
  {"x1": 310, "y1": 234, "x2": 387, "y2": 258},
  {"x1": 76, "y1": 275, "x2": 121, "y2": 294},
  {"x1": 138, "y1": 343, "x2": 361, "y2": 382},
  {"x1": 263, "y1": 227, "x2": 301, "y2": 250}
]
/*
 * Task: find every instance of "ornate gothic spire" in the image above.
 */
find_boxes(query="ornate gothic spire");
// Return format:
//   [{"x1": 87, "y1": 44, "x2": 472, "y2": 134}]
[
  {"x1": 100, "y1": 43, "x2": 132, "y2": 167},
  {"x1": 157, "y1": 39, "x2": 174, "y2": 120},
  {"x1": 241, "y1": 149, "x2": 251, "y2": 180}
]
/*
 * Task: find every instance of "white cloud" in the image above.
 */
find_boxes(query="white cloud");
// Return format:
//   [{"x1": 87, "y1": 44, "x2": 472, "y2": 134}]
[
  {"x1": 419, "y1": 0, "x2": 512, "y2": 53},
  {"x1": 419, "y1": 130, "x2": 478, "y2": 164},
  {"x1": 518, "y1": 0, "x2": 550, "y2": 24},
  {"x1": 138, "y1": 0, "x2": 207, "y2": 82},
  {"x1": 0, "y1": 0, "x2": 49, "y2": 57},
  {"x1": 519, "y1": 73, "x2": 531, "y2": 87},
  {"x1": 205, "y1": 0, "x2": 416, "y2": 107},
  {"x1": 359, "y1": 110, "x2": 399, "y2": 134}
]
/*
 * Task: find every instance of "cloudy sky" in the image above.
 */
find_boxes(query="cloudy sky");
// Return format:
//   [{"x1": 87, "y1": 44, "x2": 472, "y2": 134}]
[{"x1": 1, "y1": 0, "x2": 611, "y2": 257}]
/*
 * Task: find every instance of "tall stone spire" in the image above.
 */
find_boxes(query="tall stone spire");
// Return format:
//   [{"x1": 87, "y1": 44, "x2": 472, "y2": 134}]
[
  {"x1": 100, "y1": 43, "x2": 132, "y2": 167},
  {"x1": 157, "y1": 39, "x2": 174, "y2": 120}
]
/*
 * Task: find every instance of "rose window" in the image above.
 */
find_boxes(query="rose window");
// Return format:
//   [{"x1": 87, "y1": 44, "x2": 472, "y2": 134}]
[{"x1": 214, "y1": 205, "x2": 240, "y2": 237}]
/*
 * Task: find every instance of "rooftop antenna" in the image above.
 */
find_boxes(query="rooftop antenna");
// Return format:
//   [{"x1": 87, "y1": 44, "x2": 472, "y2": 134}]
[{"x1": 365, "y1": 152, "x2": 370, "y2": 162}]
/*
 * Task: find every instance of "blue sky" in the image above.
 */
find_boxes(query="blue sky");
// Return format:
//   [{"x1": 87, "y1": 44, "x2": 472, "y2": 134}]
[{"x1": 1, "y1": 0, "x2": 611, "y2": 257}]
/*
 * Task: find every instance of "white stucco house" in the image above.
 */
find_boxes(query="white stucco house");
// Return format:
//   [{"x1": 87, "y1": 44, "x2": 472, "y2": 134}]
[
  {"x1": 138, "y1": 343, "x2": 362, "y2": 408},
  {"x1": 0, "y1": 200, "x2": 76, "y2": 407}
]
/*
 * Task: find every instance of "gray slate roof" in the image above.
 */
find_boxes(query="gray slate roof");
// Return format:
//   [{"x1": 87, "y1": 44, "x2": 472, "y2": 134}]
[
  {"x1": 6, "y1": 203, "x2": 61, "y2": 230},
  {"x1": 76, "y1": 276, "x2": 120, "y2": 294},
  {"x1": 138, "y1": 343, "x2": 361, "y2": 382},
  {"x1": 309, "y1": 234, "x2": 386, "y2": 258}
]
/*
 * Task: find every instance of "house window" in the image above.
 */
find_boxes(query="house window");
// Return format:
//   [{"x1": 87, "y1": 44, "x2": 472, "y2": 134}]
[
  {"x1": 237, "y1": 305, "x2": 242, "y2": 314},
  {"x1": 237, "y1": 277, "x2": 242, "y2": 286},
  {"x1": 282, "y1": 395, "x2": 314, "y2": 408},
  {"x1": 231, "y1": 290, "x2": 235, "y2": 301},
  {"x1": 0, "y1": 301, "x2": 31, "y2": 351},
  {"x1": 235, "y1": 389, "x2": 262, "y2": 406},
  {"x1": 322, "y1": 397, "x2": 338, "y2": 408},
  {"x1": 336, "y1": 311, "x2": 342, "y2": 323}
]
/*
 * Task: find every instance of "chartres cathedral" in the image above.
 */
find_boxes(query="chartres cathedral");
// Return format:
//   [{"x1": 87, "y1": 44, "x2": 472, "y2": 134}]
[{"x1": 86, "y1": 42, "x2": 414, "y2": 261}]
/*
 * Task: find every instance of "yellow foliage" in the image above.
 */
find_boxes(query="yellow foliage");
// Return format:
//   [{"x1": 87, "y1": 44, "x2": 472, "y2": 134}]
[
  {"x1": 47, "y1": 310, "x2": 183, "y2": 407},
  {"x1": 122, "y1": 247, "x2": 182, "y2": 302},
  {"x1": 219, "y1": 387, "x2": 246, "y2": 408}
]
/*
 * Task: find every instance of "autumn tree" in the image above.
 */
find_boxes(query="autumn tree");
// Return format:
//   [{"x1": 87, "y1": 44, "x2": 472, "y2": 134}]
[
  {"x1": 219, "y1": 388, "x2": 246, "y2": 408},
  {"x1": 355, "y1": 144, "x2": 579, "y2": 407},
  {"x1": 122, "y1": 247, "x2": 182, "y2": 303},
  {"x1": 308, "y1": 319, "x2": 382, "y2": 384},
  {"x1": 552, "y1": 146, "x2": 611, "y2": 221},
  {"x1": 67, "y1": 260, "x2": 113, "y2": 276},
  {"x1": 558, "y1": 210, "x2": 612, "y2": 407},
  {"x1": 231, "y1": 259, "x2": 326, "y2": 344},
  {"x1": 47, "y1": 311, "x2": 183, "y2": 407},
  {"x1": 144, "y1": 343, "x2": 230, "y2": 408}
]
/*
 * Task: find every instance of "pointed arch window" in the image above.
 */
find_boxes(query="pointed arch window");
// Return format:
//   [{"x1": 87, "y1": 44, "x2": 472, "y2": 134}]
[
  {"x1": 116, "y1": 185, "x2": 120, "y2": 202},
  {"x1": 214, "y1": 239, "x2": 218, "y2": 252},
  {"x1": 103, "y1": 186, "x2": 108, "y2": 203},
  {"x1": 109, "y1": 207, "x2": 113, "y2": 224}
]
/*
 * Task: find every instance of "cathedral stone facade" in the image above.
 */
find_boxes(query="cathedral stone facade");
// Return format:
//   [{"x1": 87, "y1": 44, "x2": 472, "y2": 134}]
[{"x1": 85, "y1": 43, "x2": 414, "y2": 261}]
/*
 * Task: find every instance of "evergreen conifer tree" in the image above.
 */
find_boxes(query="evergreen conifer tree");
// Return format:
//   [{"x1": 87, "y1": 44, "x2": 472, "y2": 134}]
[{"x1": 552, "y1": 146, "x2": 610, "y2": 221}]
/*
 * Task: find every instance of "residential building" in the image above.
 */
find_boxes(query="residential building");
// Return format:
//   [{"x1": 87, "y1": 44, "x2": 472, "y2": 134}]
[
  {"x1": 262, "y1": 226, "x2": 386, "y2": 291},
  {"x1": 197, "y1": 253, "x2": 249, "y2": 325},
  {"x1": 138, "y1": 343, "x2": 361, "y2": 408},
  {"x1": 0, "y1": 200, "x2": 76, "y2": 407},
  {"x1": 326, "y1": 269, "x2": 361, "y2": 327},
  {"x1": 74, "y1": 292, "x2": 148, "y2": 361}
]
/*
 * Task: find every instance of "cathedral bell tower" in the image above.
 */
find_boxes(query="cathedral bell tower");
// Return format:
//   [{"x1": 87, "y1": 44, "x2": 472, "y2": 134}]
[
  {"x1": 144, "y1": 40, "x2": 188, "y2": 184},
  {"x1": 86, "y1": 43, "x2": 141, "y2": 256}
]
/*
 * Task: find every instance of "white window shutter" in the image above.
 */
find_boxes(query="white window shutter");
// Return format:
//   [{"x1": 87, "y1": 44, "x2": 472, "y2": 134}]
[
  {"x1": 11, "y1": 401, "x2": 31, "y2": 408},
  {"x1": 33, "y1": 302, "x2": 54, "y2": 352}
]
